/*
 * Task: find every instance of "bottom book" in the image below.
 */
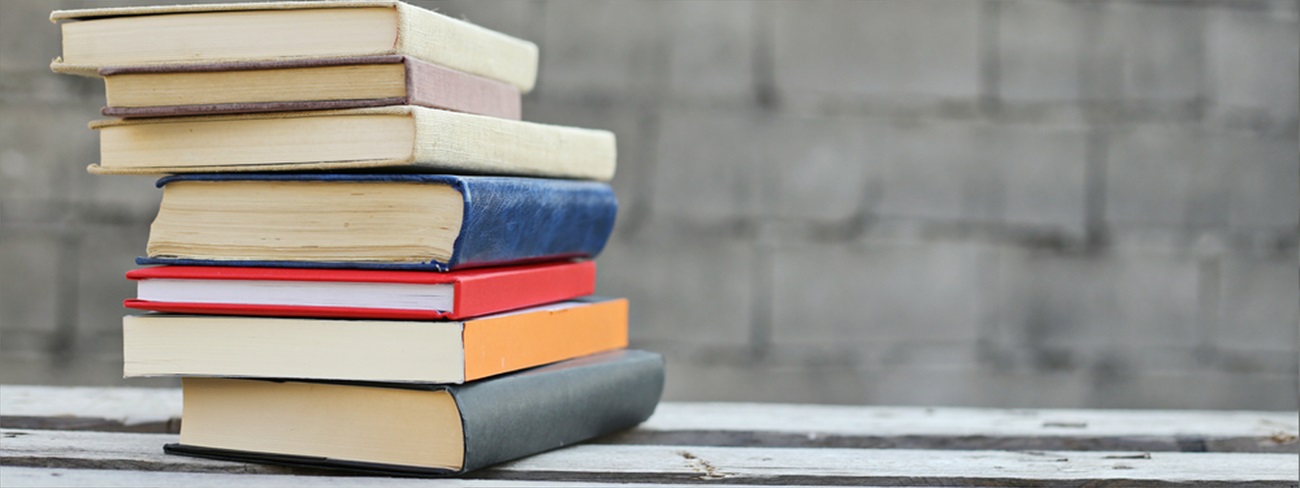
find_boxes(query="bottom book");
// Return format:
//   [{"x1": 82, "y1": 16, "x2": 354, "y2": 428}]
[{"x1": 165, "y1": 349, "x2": 664, "y2": 476}]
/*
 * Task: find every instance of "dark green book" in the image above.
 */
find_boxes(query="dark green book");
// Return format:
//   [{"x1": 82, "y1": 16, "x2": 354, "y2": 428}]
[{"x1": 164, "y1": 350, "x2": 664, "y2": 476}]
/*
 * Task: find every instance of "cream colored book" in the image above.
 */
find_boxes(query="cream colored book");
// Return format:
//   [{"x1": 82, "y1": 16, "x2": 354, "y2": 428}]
[
  {"x1": 122, "y1": 298, "x2": 628, "y2": 383},
  {"x1": 99, "y1": 56, "x2": 522, "y2": 120},
  {"x1": 88, "y1": 106, "x2": 616, "y2": 180},
  {"x1": 50, "y1": 1, "x2": 538, "y2": 92}
]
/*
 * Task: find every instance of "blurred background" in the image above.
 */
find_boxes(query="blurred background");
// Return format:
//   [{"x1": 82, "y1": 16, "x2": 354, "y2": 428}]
[{"x1": 1, "y1": 0, "x2": 1296, "y2": 410}]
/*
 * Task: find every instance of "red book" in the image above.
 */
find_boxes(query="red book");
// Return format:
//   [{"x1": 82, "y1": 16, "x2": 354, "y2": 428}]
[{"x1": 124, "y1": 261, "x2": 595, "y2": 321}]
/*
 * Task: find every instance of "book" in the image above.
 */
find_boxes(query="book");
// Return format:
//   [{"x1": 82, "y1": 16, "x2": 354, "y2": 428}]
[
  {"x1": 140, "y1": 174, "x2": 617, "y2": 271},
  {"x1": 50, "y1": 1, "x2": 539, "y2": 92},
  {"x1": 100, "y1": 56, "x2": 521, "y2": 120},
  {"x1": 123, "y1": 261, "x2": 596, "y2": 321},
  {"x1": 164, "y1": 350, "x2": 664, "y2": 476},
  {"x1": 124, "y1": 297, "x2": 629, "y2": 383},
  {"x1": 87, "y1": 106, "x2": 616, "y2": 180}
]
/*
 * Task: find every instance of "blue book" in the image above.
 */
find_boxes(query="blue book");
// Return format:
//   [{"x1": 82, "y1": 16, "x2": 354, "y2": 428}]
[{"x1": 139, "y1": 174, "x2": 616, "y2": 271}]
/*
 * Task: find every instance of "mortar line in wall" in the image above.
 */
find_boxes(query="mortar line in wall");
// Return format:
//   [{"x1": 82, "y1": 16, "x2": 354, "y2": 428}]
[
  {"x1": 978, "y1": 0, "x2": 1002, "y2": 113},
  {"x1": 1083, "y1": 129, "x2": 1109, "y2": 249},
  {"x1": 751, "y1": 1, "x2": 777, "y2": 111},
  {"x1": 49, "y1": 229, "x2": 81, "y2": 363},
  {"x1": 749, "y1": 242, "x2": 775, "y2": 359},
  {"x1": 1194, "y1": 256, "x2": 1221, "y2": 360},
  {"x1": 619, "y1": 93, "x2": 662, "y2": 239},
  {"x1": 1076, "y1": 0, "x2": 1109, "y2": 250},
  {"x1": 527, "y1": 0, "x2": 548, "y2": 104},
  {"x1": 623, "y1": 0, "x2": 676, "y2": 238}
]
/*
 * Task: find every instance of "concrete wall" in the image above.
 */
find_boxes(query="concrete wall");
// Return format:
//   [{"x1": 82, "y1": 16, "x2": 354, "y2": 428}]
[{"x1": 1, "y1": 0, "x2": 1296, "y2": 409}]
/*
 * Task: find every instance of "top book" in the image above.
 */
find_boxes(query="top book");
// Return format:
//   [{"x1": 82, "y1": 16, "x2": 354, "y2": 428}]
[{"x1": 50, "y1": 1, "x2": 539, "y2": 92}]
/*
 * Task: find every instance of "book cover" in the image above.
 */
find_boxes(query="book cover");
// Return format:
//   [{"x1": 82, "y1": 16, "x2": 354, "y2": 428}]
[
  {"x1": 123, "y1": 297, "x2": 629, "y2": 383},
  {"x1": 139, "y1": 174, "x2": 617, "y2": 271},
  {"x1": 124, "y1": 260, "x2": 595, "y2": 320},
  {"x1": 163, "y1": 350, "x2": 665, "y2": 476},
  {"x1": 100, "y1": 55, "x2": 522, "y2": 120},
  {"x1": 87, "y1": 106, "x2": 615, "y2": 181},
  {"x1": 51, "y1": 1, "x2": 539, "y2": 92}
]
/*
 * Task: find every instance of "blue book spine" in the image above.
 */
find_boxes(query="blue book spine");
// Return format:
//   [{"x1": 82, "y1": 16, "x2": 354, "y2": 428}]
[{"x1": 138, "y1": 174, "x2": 617, "y2": 271}]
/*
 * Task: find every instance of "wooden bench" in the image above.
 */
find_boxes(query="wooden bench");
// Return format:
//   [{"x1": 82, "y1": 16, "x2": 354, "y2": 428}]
[{"x1": 2, "y1": 385, "x2": 1297, "y2": 486}]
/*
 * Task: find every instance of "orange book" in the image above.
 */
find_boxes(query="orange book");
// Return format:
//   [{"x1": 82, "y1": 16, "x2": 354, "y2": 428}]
[{"x1": 123, "y1": 298, "x2": 627, "y2": 384}]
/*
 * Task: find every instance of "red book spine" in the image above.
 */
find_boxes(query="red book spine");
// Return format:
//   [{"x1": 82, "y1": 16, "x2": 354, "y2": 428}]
[{"x1": 454, "y1": 261, "x2": 596, "y2": 318}]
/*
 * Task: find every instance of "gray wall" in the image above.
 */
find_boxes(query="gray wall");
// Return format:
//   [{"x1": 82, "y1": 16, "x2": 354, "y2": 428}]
[{"x1": 1, "y1": 0, "x2": 1296, "y2": 410}]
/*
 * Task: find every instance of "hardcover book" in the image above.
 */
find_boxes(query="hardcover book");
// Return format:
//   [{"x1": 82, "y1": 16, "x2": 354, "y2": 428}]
[
  {"x1": 124, "y1": 261, "x2": 596, "y2": 321},
  {"x1": 100, "y1": 55, "x2": 521, "y2": 120},
  {"x1": 88, "y1": 106, "x2": 616, "y2": 180},
  {"x1": 140, "y1": 174, "x2": 617, "y2": 271},
  {"x1": 164, "y1": 350, "x2": 665, "y2": 476},
  {"x1": 124, "y1": 297, "x2": 629, "y2": 383},
  {"x1": 50, "y1": 1, "x2": 539, "y2": 92}
]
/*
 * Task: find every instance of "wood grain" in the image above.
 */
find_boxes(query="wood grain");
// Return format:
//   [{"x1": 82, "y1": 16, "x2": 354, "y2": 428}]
[
  {"x1": 2, "y1": 429, "x2": 1296, "y2": 486},
  {"x1": 612, "y1": 403, "x2": 1300, "y2": 453},
  {"x1": 4, "y1": 387, "x2": 1294, "y2": 453}
]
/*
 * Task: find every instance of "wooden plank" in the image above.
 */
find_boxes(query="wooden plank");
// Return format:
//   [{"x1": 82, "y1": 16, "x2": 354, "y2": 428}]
[
  {"x1": 0, "y1": 466, "x2": 686, "y2": 488},
  {"x1": 2, "y1": 429, "x2": 1296, "y2": 486},
  {"x1": 616, "y1": 403, "x2": 1300, "y2": 453},
  {"x1": 0, "y1": 386, "x2": 180, "y2": 433},
  {"x1": 4, "y1": 386, "x2": 1295, "y2": 453},
  {"x1": 0, "y1": 429, "x2": 296, "y2": 474}
]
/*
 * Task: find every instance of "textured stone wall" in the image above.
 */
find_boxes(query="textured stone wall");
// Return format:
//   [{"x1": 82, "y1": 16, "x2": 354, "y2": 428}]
[{"x1": 1, "y1": 0, "x2": 1296, "y2": 409}]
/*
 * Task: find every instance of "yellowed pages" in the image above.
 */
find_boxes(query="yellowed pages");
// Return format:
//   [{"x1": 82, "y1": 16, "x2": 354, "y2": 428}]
[
  {"x1": 182, "y1": 378, "x2": 464, "y2": 469},
  {"x1": 105, "y1": 63, "x2": 407, "y2": 107},
  {"x1": 125, "y1": 315, "x2": 467, "y2": 382},
  {"x1": 146, "y1": 180, "x2": 465, "y2": 264}
]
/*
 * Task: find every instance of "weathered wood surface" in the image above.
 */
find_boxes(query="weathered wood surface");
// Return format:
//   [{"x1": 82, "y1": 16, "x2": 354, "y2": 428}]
[
  {"x1": 0, "y1": 466, "x2": 706, "y2": 488},
  {"x1": 613, "y1": 403, "x2": 1300, "y2": 453},
  {"x1": 0, "y1": 386, "x2": 181, "y2": 433},
  {"x1": 2, "y1": 428, "x2": 1297, "y2": 487},
  {"x1": 4, "y1": 386, "x2": 1296, "y2": 452}
]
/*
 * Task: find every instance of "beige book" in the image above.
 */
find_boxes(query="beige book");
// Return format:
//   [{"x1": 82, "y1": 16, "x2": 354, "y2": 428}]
[
  {"x1": 89, "y1": 106, "x2": 616, "y2": 180},
  {"x1": 123, "y1": 299, "x2": 628, "y2": 383},
  {"x1": 50, "y1": 1, "x2": 538, "y2": 92},
  {"x1": 99, "y1": 56, "x2": 522, "y2": 120}
]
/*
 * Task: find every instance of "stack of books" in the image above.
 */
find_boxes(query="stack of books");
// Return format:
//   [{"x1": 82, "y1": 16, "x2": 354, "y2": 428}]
[{"x1": 51, "y1": 1, "x2": 663, "y2": 476}]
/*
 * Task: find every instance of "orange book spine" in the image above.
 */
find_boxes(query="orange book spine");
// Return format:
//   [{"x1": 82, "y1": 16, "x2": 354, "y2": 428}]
[{"x1": 461, "y1": 299, "x2": 628, "y2": 382}]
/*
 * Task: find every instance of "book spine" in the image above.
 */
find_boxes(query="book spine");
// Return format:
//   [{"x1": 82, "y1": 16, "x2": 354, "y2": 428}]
[
  {"x1": 461, "y1": 298, "x2": 628, "y2": 381},
  {"x1": 410, "y1": 108, "x2": 617, "y2": 181},
  {"x1": 449, "y1": 177, "x2": 617, "y2": 269},
  {"x1": 394, "y1": 2, "x2": 538, "y2": 93},
  {"x1": 451, "y1": 350, "x2": 665, "y2": 472},
  {"x1": 404, "y1": 57, "x2": 522, "y2": 120},
  {"x1": 452, "y1": 260, "x2": 595, "y2": 318}
]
